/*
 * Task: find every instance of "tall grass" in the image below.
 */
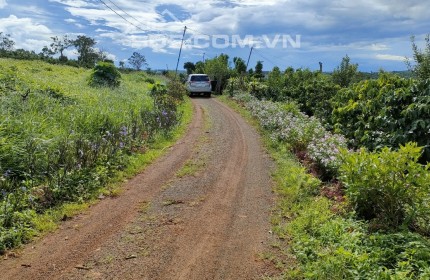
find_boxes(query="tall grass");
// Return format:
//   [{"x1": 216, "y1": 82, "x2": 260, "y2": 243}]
[{"x1": 0, "y1": 59, "x2": 187, "y2": 252}]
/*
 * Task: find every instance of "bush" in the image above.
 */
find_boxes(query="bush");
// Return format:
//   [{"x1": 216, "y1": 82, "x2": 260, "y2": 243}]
[
  {"x1": 88, "y1": 61, "x2": 121, "y2": 87},
  {"x1": 148, "y1": 81, "x2": 186, "y2": 133},
  {"x1": 331, "y1": 73, "x2": 430, "y2": 161},
  {"x1": 228, "y1": 90, "x2": 430, "y2": 279},
  {"x1": 339, "y1": 142, "x2": 430, "y2": 232}
]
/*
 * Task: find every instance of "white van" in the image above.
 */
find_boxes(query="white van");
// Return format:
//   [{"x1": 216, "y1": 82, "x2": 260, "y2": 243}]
[{"x1": 186, "y1": 74, "x2": 212, "y2": 97}]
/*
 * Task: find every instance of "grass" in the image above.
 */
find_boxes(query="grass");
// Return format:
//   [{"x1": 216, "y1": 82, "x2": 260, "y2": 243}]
[
  {"x1": 0, "y1": 58, "x2": 193, "y2": 253},
  {"x1": 175, "y1": 106, "x2": 211, "y2": 178},
  {"x1": 31, "y1": 97, "x2": 193, "y2": 240},
  {"x1": 32, "y1": 202, "x2": 91, "y2": 233}
]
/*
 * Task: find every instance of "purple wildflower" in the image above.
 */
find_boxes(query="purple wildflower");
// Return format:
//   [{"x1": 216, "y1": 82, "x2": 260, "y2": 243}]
[{"x1": 120, "y1": 126, "x2": 128, "y2": 136}]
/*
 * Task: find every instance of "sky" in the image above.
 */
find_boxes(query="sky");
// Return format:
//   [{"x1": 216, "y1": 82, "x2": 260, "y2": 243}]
[{"x1": 0, "y1": 0, "x2": 429, "y2": 72}]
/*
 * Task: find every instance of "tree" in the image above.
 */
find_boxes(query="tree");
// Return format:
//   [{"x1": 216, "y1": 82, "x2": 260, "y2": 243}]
[
  {"x1": 73, "y1": 35, "x2": 98, "y2": 68},
  {"x1": 233, "y1": 57, "x2": 247, "y2": 76},
  {"x1": 128, "y1": 52, "x2": 147, "y2": 71},
  {"x1": 267, "y1": 66, "x2": 283, "y2": 97},
  {"x1": 254, "y1": 60, "x2": 264, "y2": 79},
  {"x1": 183, "y1": 61, "x2": 196, "y2": 75},
  {"x1": 0, "y1": 32, "x2": 15, "y2": 51},
  {"x1": 49, "y1": 35, "x2": 73, "y2": 61},
  {"x1": 204, "y1": 54, "x2": 230, "y2": 94},
  {"x1": 119, "y1": 61, "x2": 125, "y2": 69},
  {"x1": 195, "y1": 61, "x2": 205, "y2": 73},
  {"x1": 407, "y1": 34, "x2": 430, "y2": 81},
  {"x1": 332, "y1": 55, "x2": 358, "y2": 87},
  {"x1": 40, "y1": 46, "x2": 54, "y2": 58}
]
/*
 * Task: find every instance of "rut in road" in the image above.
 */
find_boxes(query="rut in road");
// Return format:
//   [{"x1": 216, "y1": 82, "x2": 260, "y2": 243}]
[{"x1": 1, "y1": 98, "x2": 277, "y2": 280}]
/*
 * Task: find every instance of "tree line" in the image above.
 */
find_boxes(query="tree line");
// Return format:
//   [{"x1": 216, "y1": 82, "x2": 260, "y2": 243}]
[
  {"x1": 0, "y1": 32, "x2": 147, "y2": 70},
  {"x1": 183, "y1": 55, "x2": 264, "y2": 94}
]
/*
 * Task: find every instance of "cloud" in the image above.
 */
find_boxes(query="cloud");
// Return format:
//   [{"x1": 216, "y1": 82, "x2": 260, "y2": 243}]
[
  {"x1": 35, "y1": 0, "x2": 429, "y2": 55},
  {"x1": 1, "y1": 0, "x2": 428, "y2": 71},
  {"x1": 375, "y1": 54, "x2": 406, "y2": 61},
  {"x1": 368, "y1": 44, "x2": 390, "y2": 51},
  {"x1": 0, "y1": 15, "x2": 53, "y2": 51},
  {"x1": 48, "y1": 0, "x2": 97, "y2": 9}
]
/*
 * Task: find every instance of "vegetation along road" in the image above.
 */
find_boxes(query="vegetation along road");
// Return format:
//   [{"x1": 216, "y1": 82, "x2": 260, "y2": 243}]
[{"x1": 1, "y1": 98, "x2": 277, "y2": 279}]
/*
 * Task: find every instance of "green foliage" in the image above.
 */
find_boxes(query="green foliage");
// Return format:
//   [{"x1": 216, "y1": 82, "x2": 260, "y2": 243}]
[
  {"x1": 204, "y1": 54, "x2": 230, "y2": 93},
  {"x1": 0, "y1": 32, "x2": 15, "y2": 51},
  {"x1": 266, "y1": 66, "x2": 283, "y2": 98},
  {"x1": 183, "y1": 61, "x2": 196, "y2": 75},
  {"x1": 73, "y1": 35, "x2": 99, "y2": 68},
  {"x1": 149, "y1": 81, "x2": 186, "y2": 133},
  {"x1": 331, "y1": 73, "x2": 430, "y2": 161},
  {"x1": 195, "y1": 61, "x2": 205, "y2": 74},
  {"x1": 238, "y1": 67, "x2": 339, "y2": 122},
  {"x1": 284, "y1": 195, "x2": 430, "y2": 279},
  {"x1": 332, "y1": 55, "x2": 359, "y2": 87},
  {"x1": 407, "y1": 34, "x2": 430, "y2": 81},
  {"x1": 226, "y1": 77, "x2": 247, "y2": 96},
  {"x1": 88, "y1": 61, "x2": 121, "y2": 87},
  {"x1": 254, "y1": 60, "x2": 264, "y2": 79},
  {"x1": 0, "y1": 58, "x2": 186, "y2": 252},
  {"x1": 284, "y1": 70, "x2": 339, "y2": 121},
  {"x1": 232, "y1": 57, "x2": 247, "y2": 76},
  {"x1": 226, "y1": 91, "x2": 430, "y2": 280},
  {"x1": 339, "y1": 143, "x2": 430, "y2": 232}
]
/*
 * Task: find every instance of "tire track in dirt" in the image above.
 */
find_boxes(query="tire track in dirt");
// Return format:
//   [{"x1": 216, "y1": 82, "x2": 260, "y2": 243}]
[{"x1": 1, "y1": 98, "x2": 277, "y2": 280}]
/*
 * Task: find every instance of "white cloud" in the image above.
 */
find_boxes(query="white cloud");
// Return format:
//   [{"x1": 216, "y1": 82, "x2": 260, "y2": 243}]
[
  {"x1": 63, "y1": 48, "x2": 77, "y2": 59},
  {"x1": 375, "y1": 54, "x2": 406, "y2": 61},
  {"x1": 0, "y1": 15, "x2": 53, "y2": 51},
  {"x1": 33, "y1": 0, "x2": 427, "y2": 55},
  {"x1": 48, "y1": 0, "x2": 97, "y2": 9},
  {"x1": 368, "y1": 44, "x2": 389, "y2": 51},
  {"x1": 0, "y1": 0, "x2": 7, "y2": 9},
  {"x1": 0, "y1": 0, "x2": 427, "y2": 70}
]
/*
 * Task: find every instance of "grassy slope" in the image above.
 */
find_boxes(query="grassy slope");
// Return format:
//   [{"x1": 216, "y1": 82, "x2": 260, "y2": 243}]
[{"x1": 0, "y1": 58, "x2": 193, "y2": 251}]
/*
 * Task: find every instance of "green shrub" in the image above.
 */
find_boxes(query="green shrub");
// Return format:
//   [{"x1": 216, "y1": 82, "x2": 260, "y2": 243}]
[
  {"x1": 144, "y1": 77, "x2": 155, "y2": 84},
  {"x1": 339, "y1": 142, "x2": 430, "y2": 232},
  {"x1": 88, "y1": 61, "x2": 121, "y2": 87},
  {"x1": 331, "y1": 73, "x2": 430, "y2": 161},
  {"x1": 227, "y1": 91, "x2": 430, "y2": 279},
  {"x1": 148, "y1": 81, "x2": 186, "y2": 134}
]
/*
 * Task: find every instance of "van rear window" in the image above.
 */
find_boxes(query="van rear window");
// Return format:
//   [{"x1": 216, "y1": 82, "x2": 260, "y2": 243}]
[{"x1": 190, "y1": 75, "x2": 209, "y2": 82}]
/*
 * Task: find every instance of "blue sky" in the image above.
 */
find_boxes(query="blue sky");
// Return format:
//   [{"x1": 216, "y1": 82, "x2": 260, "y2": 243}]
[{"x1": 0, "y1": 0, "x2": 429, "y2": 72}]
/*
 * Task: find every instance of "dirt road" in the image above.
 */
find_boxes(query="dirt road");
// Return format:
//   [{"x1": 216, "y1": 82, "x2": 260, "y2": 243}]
[{"x1": 1, "y1": 98, "x2": 276, "y2": 280}]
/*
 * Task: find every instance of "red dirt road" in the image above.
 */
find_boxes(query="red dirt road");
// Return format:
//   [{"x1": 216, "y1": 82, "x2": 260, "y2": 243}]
[{"x1": 0, "y1": 98, "x2": 277, "y2": 280}]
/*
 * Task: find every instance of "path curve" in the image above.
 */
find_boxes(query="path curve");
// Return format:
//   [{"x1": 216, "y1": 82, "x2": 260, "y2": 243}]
[{"x1": 1, "y1": 98, "x2": 276, "y2": 280}]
